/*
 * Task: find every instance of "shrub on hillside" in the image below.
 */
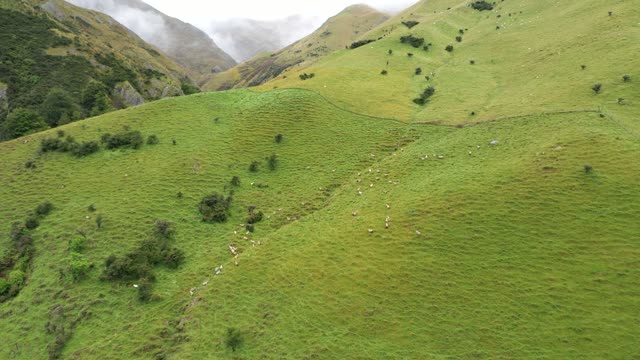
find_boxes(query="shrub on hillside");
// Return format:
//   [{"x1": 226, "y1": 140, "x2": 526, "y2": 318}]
[
  {"x1": 199, "y1": 193, "x2": 233, "y2": 223},
  {"x1": 274, "y1": 133, "x2": 284, "y2": 143},
  {"x1": 584, "y1": 164, "x2": 593, "y2": 174},
  {"x1": 471, "y1": 1, "x2": 494, "y2": 11},
  {"x1": 456, "y1": 36, "x2": 463, "y2": 42},
  {"x1": 402, "y1": 21, "x2": 420, "y2": 29},
  {"x1": 162, "y1": 247, "x2": 184, "y2": 269},
  {"x1": 225, "y1": 328, "x2": 244, "y2": 352},
  {"x1": 249, "y1": 161, "x2": 260, "y2": 172},
  {"x1": 231, "y1": 176, "x2": 241, "y2": 187},
  {"x1": 623, "y1": 74, "x2": 631, "y2": 82},
  {"x1": 400, "y1": 35, "x2": 425, "y2": 48},
  {"x1": 299, "y1": 73, "x2": 315, "y2": 81},
  {"x1": 413, "y1": 86, "x2": 436, "y2": 105},
  {"x1": 147, "y1": 135, "x2": 159, "y2": 145},
  {"x1": 0, "y1": 108, "x2": 48, "y2": 141},
  {"x1": 35, "y1": 202, "x2": 54, "y2": 216},
  {"x1": 267, "y1": 154, "x2": 278, "y2": 171},
  {"x1": 101, "y1": 130, "x2": 144, "y2": 149},
  {"x1": 71, "y1": 141, "x2": 99, "y2": 157},
  {"x1": 25, "y1": 216, "x2": 39, "y2": 230},
  {"x1": 381, "y1": 70, "x2": 388, "y2": 75},
  {"x1": 155, "y1": 220, "x2": 175, "y2": 239},
  {"x1": 592, "y1": 83, "x2": 602, "y2": 94},
  {"x1": 69, "y1": 252, "x2": 91, "y2": 281},
  {"x1": 415, "y1": 68, "x2": 423, "y2": 75},
  {"x1": 349, "y1": 39, "x2": 376, "y2": 49},
  {"x1": 445, "y1": 45, "x2": 454, "y2": 52}
]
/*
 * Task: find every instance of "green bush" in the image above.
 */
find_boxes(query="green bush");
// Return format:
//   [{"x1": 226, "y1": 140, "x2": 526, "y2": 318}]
[
  {"x1": 349, "y1": 39, "x2": 376, "y2": 49},
  {"x1": 456, "y1": 36, "x2": 463, "y2": 42},
  {"x1": 162, "y1": 248, "x2": 184, "y2": 268},
  {"x1": 381, "y1": 70, "x2": 388, "y2": 75},
  {"x1": 35, "y1": 201, "x2": 54, "y2": 216},
  {"x1": 41, "y1": 88, "x2": 79, "y2": 127},
  {"x1": 25, "y1": 216, "x2": 39, "y2": 230},
  {"x1": 147, "y1": 135, "x2": 159, "y2": 145},
  {"x1": 402, "y1": 21, "x2": 419, "y2": 29},
  {"x1": 445, "y1": 45, "x2": 454, "y2": 52},
  {"x1": 0, "y1": 278, "x2": 9, "y2": 295},
  {"x1": 231, "y1": 176, "x2": 241, "y2": 187},
  {"x1": 137, "y1": 278, "x2": 153, "y2": 302},
  {"x1": 71, "y1": 141, "x2": 99, "y2": 157},
  {"x1": 623, "y1": 75, "x2": 631, "y2": 82},
  {"x1": 400, "y1": 35, "x2": 425, "y2": 48},
  {"x1": 8, "y1": 270, "x2": 25, "y2": 288},
  {"x1": 275, "y1": 133, "x2": 284, "y2": 143},
  {"x1": 249, "y1": 161, "x2": 260, "y2": 172},
  {"x1": 299, "y1": 73, "x2": 315, "y2": 81},
  {"x1": 247, "y1": 211, "x2": 264, "y2": 225},
  {"x1": 592, "y1": 83, "x2": 602, "y2": 94},
  {"x1": 415, "y1": 68, "x2": 423, "y2": 75},
  {"x1": 225, "y1": 328, "x2": 244, "y2": 352},
  {"x1": 413, "y1": 86, "x2": 436, "y2": 105},
  {"x1": 69, "y1": 252, "x2": 90, "y2": 280},
  {"x1": 267, "y1": 154, "x2": 278, "y2": 171},
  {"x1": 155, "y1": 220, "x2": 175, "y2": 239},
  {"x1": 69, "y1": 237, "x2": 87, "y2": 253},
  {"x1": 101, "y1": 130, "x2": 144, "y2": 150},
  {"x1": 471, "y1": 1, "x2": 494, "y2": 11},
  {"x1": 180, "y1": 80, "x2": 200, "y2": 95},
  {"x1": 199, "y1": 193, "x2": 233, "y2": 223}
]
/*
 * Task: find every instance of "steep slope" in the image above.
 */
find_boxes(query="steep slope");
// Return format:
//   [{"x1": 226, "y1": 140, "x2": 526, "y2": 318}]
[
  {"x1": 67, "y1": 0, "x2": 236, "y2": 82},
  {"x1": 0, "y1": 0, "x2": 639, "y2": 359},
  {"x1": 260, "y1": 0, "x2": 639, "y2": 128},
  {"x1": 203, "y1": 4, "x2": 389, "y2": 91},
  {"x1": 0, "y1": 0, "x2": 191, "y2": 140}
]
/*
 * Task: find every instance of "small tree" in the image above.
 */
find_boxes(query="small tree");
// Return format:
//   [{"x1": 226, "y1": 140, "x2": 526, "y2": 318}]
[
  {"x1": 388, "y1": 49, "x2": 393, "y2": 55},
  {"x1": 225, "y1": 328, "x2": 244, "y2": 352},
  {"x1": 456, "y1": 36, "x2": 462, "y2": 42},
  {"x1": 249, "y1": 161, "x2": 260, "y2": 172},
  {"x1": 36, "y1": 202, "x2": 54, "y2": 216},
  {"x1": 381, "y1": 70, "x2": 388, "y2": 75},
  {"x1": 274, "y1": 133, "x2": 283, "y2": 143},
  {"x1": 415, "y1": 68, "x2": 422, "y2": 75},
  {"x1": 445, "y1": 45, "x2": 454, "y2": 52},
  {"x1": 147, "y1": 135, "x2": 159, "y2": 145},
  {"x1": 199, "y1": 193, "x2": 233, "y2": 223},
  {"x1": 231, "y1": 176, "x2": 241, "y2": 187},
  {"x1": 155, "y1": 220, "x2": 175, "y2": 239},
  {"x1": 592, "y1": 83, "x2": 602, "y2": 94},
  {"x1": 0, "y1": 108, "x2": 48, "y2": 140},
  {"x1": 623, "y1": 74, "x2": 631, "y2": 82}
]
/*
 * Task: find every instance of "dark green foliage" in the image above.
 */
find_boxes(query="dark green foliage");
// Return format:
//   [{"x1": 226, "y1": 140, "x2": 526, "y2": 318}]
[
  {"x1": 101, "y1": 130, "x2": 144, "y2": 150},
  {"x1": 249, "y1": 161, "x2": 260, "y2": 172},
  {"x1": 25, "y1": 161, "x2": 36, "y2": 169},
  {"x1": 471, "y1": 1, "x2": 494, "y2": 11},
  {"x1": 231, "y1": 176, "x2": 241, "y2": 187},
  {"x1": 247, "y1": 211, "x2": 264, "y2": 225},
  {"x1": 381, "y1": 70, "x2": 388, "y2": 75},
  {"x1": 470, "y1": 60, "x2": 476, "y2": 65},
  {"x1": 57, "y1": 130, "x2": 65, "y2": 138},
  {"x1": 0, "y1": 108, "x2": 47, "y2": 140},
  {"x1": 592, "y1": 83, "x2": 602, "y2": 94},
  {"x1": 36, "y1": 202, "x2": 54, "y2": 216},
  {"x1": 415, "y1": 68, "x2": 423, "y2": 75},
  {"x1": 147, "y1": 135, "x2": 159, "y2": 145},
  {"x1": 584, "y1": 164, "x2": 593, "y2": 174},
  {"x1": 349, "y1": 39, "x2": 376, "y2": 49},
  {"x1": 199, "y1": 193, "x2": 233, "y2": 223},
  {"x1": 413, "y1": 86, "x2": 436, "y2": 105},
  {"x1": 456, "y1": 36, "x2": 463, "y2": 42},
  {"x1": 180, "y1": 80, "x2": 200, "y2": 95},
  {"x1": 400, "y1": 35, "x2": 425, "y2": 48},
  {"x1": 402, "y1": 21, "x2": 420, "y2": 29},
  {"x1": 137, "y1": 278, "x2": 153, "y2": 302},
  {"x1": 71, "y1": 141, "x2": 99, "y2": 157},
  {"x1": 267, "y1": 154, "x2": 278, "y2": 171},
  {"x1": 80, "y1": 79, "x2": 115, "y2": 117},
  {"x1": 408, "y1": 53, "x2": 414, "y2": 57},
  {"x1": 96, "y1": 214, "x2": 103, "y2": 229},
  {"x1": 299, "y1": 73, "x2": 315, "y2": 81},
  {"x1": 275, "y1": 133, "x2": 284, "y2": 143},
  {"x1": 88, "y1": 204, "x2": 96, "y2": 212},
  {"x1": 623, "y1": 75, "x2": 631, "y2": 82},
  {"x1": 245, "y1": 224, "x2": 255, "y2": 233},
  {"x1": 94, "y1": 53, "x2": 139, "y2": 91},
  {"x1": 388, "y1": 49, "x2": 393, "y2": 55},
  {"x1": 25, "y1": 216, "x2": 39, "y2": 230},
  {"x1": 445, "y1": 45, "x2": 455, "y2": 52},
  {"x1": 41, "y1": 88, "x2": 79, "y2": 127},
  {"x1": 102, "y1": 255, "x2": 148, "y2": 281},
  {"x1": 225, "y1": 328, "x2": 244, "y2": 352},
  {"x1": 68, "y1": 252, "x2": 90, "y2": 281},
  {"x1": 459, "y1": 29, "x2": 465, "y2": 34},
  {"x1": 581, "y1": 65, "x2": 587, "y2": 70},
  {"x1": 162, "y1": 248, "x2": 184, "y2": 269},
  {"x1": 155, "y1": 220, "x2": 176, "y2": 239},
  {"x1": 423, "y1": 45, "x2": 430, "y2": 51}
]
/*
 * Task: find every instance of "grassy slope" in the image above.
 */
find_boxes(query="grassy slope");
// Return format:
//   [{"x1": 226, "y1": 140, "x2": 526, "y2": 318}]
[
  {"x1": 203, "y1": 5, "x2": 389, "y2": 91},
  {"x1": 261, "y1": 0, "x2": 639, "y2": 129},
  {"x1": 0, "y1": 0, "x2": 639, "y2": 359}
]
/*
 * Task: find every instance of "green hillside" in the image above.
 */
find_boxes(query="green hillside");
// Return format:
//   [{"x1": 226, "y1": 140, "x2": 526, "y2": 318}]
[
  {"x1": 0, "y1": 0, "x2": 639, "y2": 359},
  {"x1": 203, "y1": 5, "x2": 389, "y2": 91},
  {"x1": 0, "y1": 0, "x2": 194, "y2": 141}
]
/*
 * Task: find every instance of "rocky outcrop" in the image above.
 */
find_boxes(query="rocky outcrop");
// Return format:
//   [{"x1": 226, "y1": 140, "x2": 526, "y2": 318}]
[
  {"x1": 113, "y1": 81, "x2": 144, "y2": 108},
  {"x1": 0, "y1": 83, "x2": 8, "y2": 111}
]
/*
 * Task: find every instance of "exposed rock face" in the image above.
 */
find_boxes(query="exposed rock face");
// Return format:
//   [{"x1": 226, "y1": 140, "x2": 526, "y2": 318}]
[
  {"x1": 0, "y1": 83, "x2": 8, "y2": 111},
  {"x1": 113, "y1": 81, "x2": 145, "y2": 108}
]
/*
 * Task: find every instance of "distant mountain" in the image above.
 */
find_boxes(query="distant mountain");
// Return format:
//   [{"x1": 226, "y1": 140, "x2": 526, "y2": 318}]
[
  {"x1": 203, "y1": 4, "x2": 389, "y2": 91},
  {"x1": 209, "y1": 16, "x2": 320, "y2": 62},
  {"x1": 67, "y1": 0, "x2": 236, "y2": 82},
  {"x1": 0, "y1": 0, "x2": 192, "y2": 140}
]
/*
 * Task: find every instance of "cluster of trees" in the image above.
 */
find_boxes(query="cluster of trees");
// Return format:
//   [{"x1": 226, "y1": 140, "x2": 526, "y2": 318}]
[
  {"x1": 38, "y1": 129, "x2": 155, "y2": 160},
  {"x1": 413, "y1": 86, "x2": 436, "y2": 105},
  {"x1": 400, "y1": 35, "x2": 425, "y2": 48},
  {"x1": 349, "y1": 39, "x2": 376, "y2": 49},
  {"x1": 299, "y1": 73, "x2": 316, "y2": 80},
  {"x1": 402, "y1": 21, "x2": 420, "y2": 29},
  {"x1": 471, "y1": 1, "x2": 494, "y2": 11}
]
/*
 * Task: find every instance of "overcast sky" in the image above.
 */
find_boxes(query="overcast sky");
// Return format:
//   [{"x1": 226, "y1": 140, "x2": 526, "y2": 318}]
[{"x1": 142, "y1": 0, "x2": 417, "y2": 25}]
